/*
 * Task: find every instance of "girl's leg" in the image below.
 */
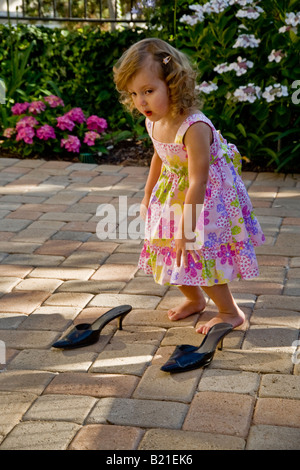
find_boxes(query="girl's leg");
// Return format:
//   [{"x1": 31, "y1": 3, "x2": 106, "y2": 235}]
[
  {"x1": 197, "y1": 283, "x2": 245, "y2": 334},
  {"x1": 168, "y1": 285, "x2": 206, "y2": 321}
]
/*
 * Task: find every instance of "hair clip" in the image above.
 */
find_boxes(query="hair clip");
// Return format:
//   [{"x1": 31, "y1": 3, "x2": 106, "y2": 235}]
[{"x1": 162, "y1": 55, "x2": 171, "y2": 65}]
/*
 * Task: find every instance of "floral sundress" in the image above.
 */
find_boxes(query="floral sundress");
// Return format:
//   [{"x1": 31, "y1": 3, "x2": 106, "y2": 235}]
[{"x1": 138, "y1": 112, "x2": 265, "y2": 286}]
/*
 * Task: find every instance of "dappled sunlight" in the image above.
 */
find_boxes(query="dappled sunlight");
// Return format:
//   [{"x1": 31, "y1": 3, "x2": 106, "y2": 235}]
[
  {"x1": 92, "y1": 354, "x2": 153, "y2": 368},
  {"x1": 1, "y1": 153, "x2": 299, "y2": 448}
]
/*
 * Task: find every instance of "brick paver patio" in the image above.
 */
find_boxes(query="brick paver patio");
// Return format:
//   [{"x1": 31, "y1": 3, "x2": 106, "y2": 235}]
[{"x1": 0, "y1": 157, "x2": 299, "y2": 450}]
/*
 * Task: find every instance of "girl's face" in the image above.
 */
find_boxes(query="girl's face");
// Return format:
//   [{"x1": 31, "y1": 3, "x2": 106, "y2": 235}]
[{"x1": 127, "y1": 62, "x2": 171, "y2": 122}]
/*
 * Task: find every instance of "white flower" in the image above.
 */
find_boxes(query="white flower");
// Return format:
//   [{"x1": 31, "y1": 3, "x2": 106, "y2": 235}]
[
  {"x1": 262, "y1": 84, "x2": 289, "y2": 102},
  {"x1": 204, "y1": 0, "x2": 230, "y2": 14},
  {"x1": 189, "y1": 4, "x2": 205, "y2": 14},
  {"x1": 214, "y1": 57, "x2": 253, "y2": 76},
  {"x1": 236, "y1": 5, "x2": 264, "y2": 19},
  {"x1": 230, "y1": 0, "x2": 261, "y2": 5},
  {"x1": 179, "y1": 14, "x2": 201, "y2": 25},
  {"x1": 196, "y1": 81, "x2": 219, "y2": 94},
  {"x1": 230, "y1": 56, "x2": 254, "y2": 75},
  {"x1": 180, "y1": 0, "x2": 266, "y2": 25},
  {"x1": 238, "y1": 23, "x2": 249, "y2": 30},
  {"x1": 233, "y1": 83, "x2": 261, "y2": 102},
  {"x1": 268, "y1": 49, "x2": 286, "y2": 63},
  {"x1": 233, "y1": 34, "x2": 261, "y2": 48},
  {"x1": 279, "y1": 11, "x2": 300, "y2": 33},
  {"x1": 285, "y1": 12, "x2": 300, "y2": 27},
  {"x1": 214, "y1": 62, "x2": 231, "y2": 73},
  {"x1": 278, "y1": 25, "x2": 297, "y2": 33},
  {"x1": 180, "y1": 0, "x2": 230, "y2": 24}
]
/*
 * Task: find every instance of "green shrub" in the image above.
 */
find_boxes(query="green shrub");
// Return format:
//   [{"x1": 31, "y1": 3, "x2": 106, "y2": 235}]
[
  {"x1": 0, "y1": 24, "x2": 146, "y2": 130},
  {"x1": 1, "y1": 1, "x2": 299, "y2": 172},
  {"x1": 166, "y1": 0, "x2": 300, "y2": 172},
  {"x1": 136, "y1": 0, "x2": 300, "y2": 171}
]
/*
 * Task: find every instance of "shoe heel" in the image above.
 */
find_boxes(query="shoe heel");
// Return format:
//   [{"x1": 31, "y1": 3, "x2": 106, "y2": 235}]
[
  {"x1": 118, "y1": 314, "x2": 126, "y2": 330},
  {"x1": 218, "y1": 338, "x2": 224, "y2": 351}
]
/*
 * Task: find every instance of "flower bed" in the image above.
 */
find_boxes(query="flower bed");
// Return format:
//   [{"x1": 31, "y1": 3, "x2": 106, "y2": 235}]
[
  {"x1": 174, "y1": 0, "x2": 300, "y2": 172},
  {"x1": 2, "y1": 95, "x2": 108, "y2": 159},
  {"x1": 0, "y1": 2, "x2": 299, "y2": 171}
]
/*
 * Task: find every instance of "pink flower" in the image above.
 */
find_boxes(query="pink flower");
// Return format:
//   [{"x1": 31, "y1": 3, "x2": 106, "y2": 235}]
[
  {"x1": 28, "y1": 101, "x2": 46, "y2": 114},
  {"x1": 184, "y1": 255, "x2": 202, "y2": 277},
  {"x1": 87, "y1": 115, "x2": 107, "y2": 133},
  {"x1": 163, "y1": 248, "x2": 176, "y2": 266},
  {"x1": 217, "y1": 244, "x2": 235, "y2": 266},
  {"x1": 16, "y1": 116, "x2": 38, "y2": 130},
  {"x1": 11, "y1": 102, "x2": 30, "y2": 115},
  {"x1": 65, "y1": 108, "x2": 86, "y2": 124},
  {"x1": 3, "y1": 128, "x2": 15, "y2": 138},
  {"x1": 83, "y1": 131, "x2": 100, "y2": 146},
  {"x1": 158, "y1": 218, "x2": 175, "y2": 239},
  {"x1": 16, "y1": 126, "x2": 35, "y2": 144},
  {"x1": 36, "y1": 124, "x2": 56, "y2": 140},
  {"x1": 56, "y1": 116, "x2": 75, "y2": 131},
  {"x1": 44, "y1": 95, "x2": 65, "y2": 108},
  {"x1": 61, "y1": 135, "x2": 81, "y2": 153}
]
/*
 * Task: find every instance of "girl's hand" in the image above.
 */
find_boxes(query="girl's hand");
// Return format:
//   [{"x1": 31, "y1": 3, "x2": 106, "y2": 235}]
[
  {"x1": 175, "y1": 231, "x2": 196, "y2": 268},
  {"x1": 140, "y1": 196, "x2": 150, "y2": 221}
]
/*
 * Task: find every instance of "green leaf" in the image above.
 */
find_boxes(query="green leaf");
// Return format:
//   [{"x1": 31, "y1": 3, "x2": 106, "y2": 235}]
[
  {"x1": 237, "y1": 123, "x2": 247, "y2": 138},
  {"x1": 261, "y1": 147, "x2": 279, "y2": 163}
]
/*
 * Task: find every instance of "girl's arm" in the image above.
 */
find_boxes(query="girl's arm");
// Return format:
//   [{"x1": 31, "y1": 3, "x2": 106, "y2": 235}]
[
  {"x1": 175, "y1": 122, "x2": 211, "y2": 267},
  {"x1": 140, "y1": 149, "x2": 162, "y2": 220}
]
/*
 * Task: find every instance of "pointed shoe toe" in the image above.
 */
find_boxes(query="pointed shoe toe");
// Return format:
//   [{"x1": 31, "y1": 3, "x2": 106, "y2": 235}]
[
  {"x1": 160, "y1": 322, "x2": 233, "y2": 373},
  {"x1": 160, "y1": 344, "x2": 199, "y2": 373},
  {"x1": 52, "y1": 323, "x2": 99, "y2": 349},
  {"x1": 52, "y1": 305, "x2": 132, "y2": 350},
  {"x1": 161, "y1": 350, "x2": 214, "y2": 373}
]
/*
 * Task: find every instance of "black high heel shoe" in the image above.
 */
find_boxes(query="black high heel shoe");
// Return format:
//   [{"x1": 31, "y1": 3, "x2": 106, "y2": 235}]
[
  {"x1": 160, "y1": 322, "x2": 233, "y2": 373},
  {"x1": 52, "y1": 304, "x2": 132, "y2": 349}
]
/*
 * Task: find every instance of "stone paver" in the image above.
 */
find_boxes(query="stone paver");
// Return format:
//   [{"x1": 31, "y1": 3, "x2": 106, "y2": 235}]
[
  {"x1": 44, "y1": 292, "x2": 94, "y2": 308},
  {"x1": 44, "y1": 372, "x2": 139, "y2": 398},
  {"x1": 0, "y1": 391, "x2": 37, "y2": 435},
  {"x1": 0, "y1": 370, "x2": 56, "y2": 394},
  {"x1": 89, "y1": 293, "x2": 161, "y2": 309},
  {"x1": 246, "y1": 425, "x2": 300, "y2": 450},
  {"x1": 23, "y1": 394, "x2": 97, "y2": 424},
  {"x1": 0, "y1": 421, "x2": 80, "y2": 450},
  {"x1": 133, "y1": 364, "x2": 202, "y2": 403},
  {"x1": 90, "y1": 342, "x2": 157, "y2": 376},
  {"x1": 86, "y1": 397, "x2": 188, "y2": 429},
  {"x1": 19, "y1": 306, "x2": 80, "y2": 331},
  {"x1": 0, "y1": 290, "x2": 50, "y2": 314},
  {"x1": 138, "y1": 428, "x2": 245, "y2": 450},
  {"x1": 7, "y1": 348, "x2": 97, "y2": 372},
  {"x1": 14, "y1": 277, "x2": 63, "y2": 292},
  {"x1": 69, "y1": 424, "x2": 144, "y2": 450},
  {"x1": 183, "y1": 391, "x2": 255, "y2": 438},
  {"x1": 0, "y1": 329, "x2": 60, "y2": 349},
  {"x1": 0, "y1": 159, "x2": 299, "y2": 450},
  {"x1": 28, "y1": 266, "x2": 95, "y2": 280},
  {"x1": 198, "y1": 369, "x2": 260, "y2": 395},
  {"x1": 259, "y1": 374, "x2": 300, "y2": 399},
  {"x1": 253, "y1": 397, "x2": 300, "y2": 428}
]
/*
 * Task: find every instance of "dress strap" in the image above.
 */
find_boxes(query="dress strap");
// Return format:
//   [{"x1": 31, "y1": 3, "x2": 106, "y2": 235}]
[
  {"x1": 175, "y1": 112, "x2": 215, "y2": 145},
  {"x1": 145, "y1": 118, "x2": 153, "y2": 138}
]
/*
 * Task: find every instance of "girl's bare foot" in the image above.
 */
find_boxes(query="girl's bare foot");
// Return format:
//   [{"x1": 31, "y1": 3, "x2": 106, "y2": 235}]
[
  {"x1": 196, "y1": 306, "x2": 245, "y2": 335},
  {"x1": 168, "y1": 297, "x2": 206, "y2": 321}
]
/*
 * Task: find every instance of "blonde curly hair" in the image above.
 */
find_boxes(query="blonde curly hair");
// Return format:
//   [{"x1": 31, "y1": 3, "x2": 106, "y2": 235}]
[{"x1": 113, "y1": 38, "x2": 199, "y2": 117}]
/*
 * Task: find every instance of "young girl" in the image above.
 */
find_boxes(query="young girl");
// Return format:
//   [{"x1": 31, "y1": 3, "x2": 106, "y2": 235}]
[{"x1": 113, "y1": 38, "x2": 265, "y2": 335}]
